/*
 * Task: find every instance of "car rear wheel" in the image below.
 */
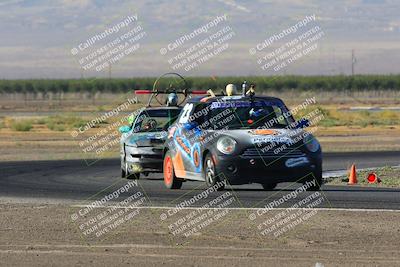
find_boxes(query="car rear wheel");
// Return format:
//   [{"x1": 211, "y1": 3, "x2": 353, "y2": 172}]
[
  {"x1": 261, "y1": 182, "x2": 277, "y2": 190},
  {"x1": 163, "y1": 151, "x2": 183, "y2": 189},
  {"x1": 204, "y1": 153, "x2": 225, "y2": 191}
]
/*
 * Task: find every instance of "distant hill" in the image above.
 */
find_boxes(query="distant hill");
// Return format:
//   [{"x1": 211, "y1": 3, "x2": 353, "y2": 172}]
[{"x1": 0, "y1": 0, "x2": 399, "y2": 78}]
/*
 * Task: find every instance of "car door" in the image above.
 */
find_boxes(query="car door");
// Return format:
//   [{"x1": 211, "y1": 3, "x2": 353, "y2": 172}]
[{"x1": 170, "y1": 103, "x2": 203, "y2": 180}]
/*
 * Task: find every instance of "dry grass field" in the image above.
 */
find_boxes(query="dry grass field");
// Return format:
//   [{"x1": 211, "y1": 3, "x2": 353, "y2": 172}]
[{"x1": 0, "y1": 91, "x2": 399, "y2": 161}]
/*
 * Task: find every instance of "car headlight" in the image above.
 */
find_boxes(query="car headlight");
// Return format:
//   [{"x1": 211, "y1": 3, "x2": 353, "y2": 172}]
[
  {"x1": 217, "y1": 136, "x2": 236, "y2": 154},
  {"x1": 303, "y1": 134, "x2": 320, "y2": 152}
]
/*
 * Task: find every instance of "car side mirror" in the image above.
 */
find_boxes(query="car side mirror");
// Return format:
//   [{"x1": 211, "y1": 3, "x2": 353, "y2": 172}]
[
  {"x1": 296, "y1": 118, "x2": 310, "y2": 128},
  {"x1": 183, "y1": 121, "x2": 198, "y2": 130},
  {"x1": 119, "y1": 125, "x2": 131, "y2": 133}
]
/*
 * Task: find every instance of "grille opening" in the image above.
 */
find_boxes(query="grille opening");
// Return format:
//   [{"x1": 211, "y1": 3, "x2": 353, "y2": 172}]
[{"x1": 241, "y1": 147, "x2": 305, "y2": 158}]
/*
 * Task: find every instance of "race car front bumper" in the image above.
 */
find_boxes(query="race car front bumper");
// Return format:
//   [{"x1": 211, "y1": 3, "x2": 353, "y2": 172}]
[
  {"x1": 214, "y1": 152, "x2": 322, "y2": 185},
  {"x1": 125, "y1": 146, "x2": 163, "y2": 173}
]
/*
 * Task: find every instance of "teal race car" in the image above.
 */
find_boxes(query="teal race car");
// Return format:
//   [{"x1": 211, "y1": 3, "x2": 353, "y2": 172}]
[
  {"x1": 118, "y1": 72, "x2": 205, "y2": 179},
  {"x1": 119, "y1": 106, "x2": 182, "y2": 179}
]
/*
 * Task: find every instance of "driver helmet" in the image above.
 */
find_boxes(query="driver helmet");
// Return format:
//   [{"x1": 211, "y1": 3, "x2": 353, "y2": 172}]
[
  {"x1": 166, "y1": 93, "x2": 178, "y2": 106},
  {"x1": 225, "y1": 84, "x2": 237, "y2": 96},
  {"x1": 144, "y1": 119, "x2": 157, "y2": 130}
]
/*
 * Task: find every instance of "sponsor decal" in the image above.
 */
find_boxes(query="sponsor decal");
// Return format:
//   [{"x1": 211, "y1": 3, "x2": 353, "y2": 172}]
[
  {"x1": 285, "y1": 157, "x2": 309, "y2": 168},
  {"x1": 221, "y1": 96, "x2": 243, "y2": 100},
  {"x1": 210, "y1": 100, "x2": 283, "y2": 109},
  {"x1": 252, "y1": 136, "x2": 291, "y2": 144},
  {"x1": 176, "y1": 136, "x2": 191, "y2": 155}
]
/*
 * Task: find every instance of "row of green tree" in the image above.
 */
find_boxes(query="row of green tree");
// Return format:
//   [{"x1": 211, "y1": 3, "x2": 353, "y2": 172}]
[{"x1": 1, "y1": 75, "x2": 400, "y2": 94}]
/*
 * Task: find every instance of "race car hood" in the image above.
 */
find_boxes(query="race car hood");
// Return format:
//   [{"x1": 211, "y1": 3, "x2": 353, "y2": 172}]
[{"x1": 127, "y1": 131, "x2": 167, "y2": 147}]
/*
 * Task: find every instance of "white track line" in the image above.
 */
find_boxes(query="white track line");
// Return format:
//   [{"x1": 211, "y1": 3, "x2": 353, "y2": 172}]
[{"x1": 71, "y1": 205, "x2": 400, "y2": 212}]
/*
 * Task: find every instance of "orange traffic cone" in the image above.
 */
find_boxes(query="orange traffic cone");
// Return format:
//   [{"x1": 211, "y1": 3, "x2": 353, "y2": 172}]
[{"x1": 348, "y1": 164, "x2": 357, "y2": 185}]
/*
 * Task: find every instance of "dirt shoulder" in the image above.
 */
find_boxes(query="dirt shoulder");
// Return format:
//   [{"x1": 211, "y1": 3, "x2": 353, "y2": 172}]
[
  {"x1": 327, "y1": 166, "x2": 400, "y2": 188},
  {"x1": 0, "y1": 203, "x2": 399, "y2": 266}
]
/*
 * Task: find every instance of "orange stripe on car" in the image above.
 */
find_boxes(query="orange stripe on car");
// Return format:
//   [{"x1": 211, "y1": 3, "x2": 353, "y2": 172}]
[
  {"x1": 251, "y1": 129, "x2": 277, "y2": 135},
  {"x1": 173, "y1": 151, "x2": 186, "y2": 177}
]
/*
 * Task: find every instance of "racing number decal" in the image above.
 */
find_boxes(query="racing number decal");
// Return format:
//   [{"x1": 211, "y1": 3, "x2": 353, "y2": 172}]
[{"x1": 179, "y1": 103, "x2": 193, "y2": 123}]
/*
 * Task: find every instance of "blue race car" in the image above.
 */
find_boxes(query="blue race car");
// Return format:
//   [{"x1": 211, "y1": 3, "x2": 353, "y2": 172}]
[{"x1": 163, "y1": 83, "x2": 322, "y2": 190}]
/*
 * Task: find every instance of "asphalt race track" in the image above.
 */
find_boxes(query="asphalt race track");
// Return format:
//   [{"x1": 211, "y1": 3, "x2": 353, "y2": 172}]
[{"x1": 1, "y1": 151, "x2": 399, "y2": 210}]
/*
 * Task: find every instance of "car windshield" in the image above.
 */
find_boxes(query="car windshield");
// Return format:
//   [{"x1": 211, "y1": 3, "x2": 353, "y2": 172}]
[
  {"x1": 202, "y1": 100, "x2": 293, "y2": 130},
  {"x1": 133, "y1": 109, "x2": 181, "y2": 133}
]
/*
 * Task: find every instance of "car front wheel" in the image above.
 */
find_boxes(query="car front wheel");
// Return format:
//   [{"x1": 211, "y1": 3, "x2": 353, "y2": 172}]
[
  {"x1": 304, "y1": 167, "x2": 322, "y2": 191},
  {"x1": 203, "y1": 153, "x2": 225, "y2": 191},
  {"x1": 122, "y1": 160, "x2": 140, "y2": 180},
  {"x1": 261, "y1": 182, "x2": 277, "y2": 190},
  {"x1": 163, "y1": 151, "x2": 183, "y2": 189}
]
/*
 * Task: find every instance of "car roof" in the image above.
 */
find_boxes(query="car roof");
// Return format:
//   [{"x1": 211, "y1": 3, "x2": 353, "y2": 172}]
[
  {"x1": 187, "y1": 95, "x2": 284, "y2": 104},
  {"x1": 142, "y1": 106, "x2": 182, "y2": 111}
]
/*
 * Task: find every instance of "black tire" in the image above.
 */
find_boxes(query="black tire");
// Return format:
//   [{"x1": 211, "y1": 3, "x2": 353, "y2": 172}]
[
  {"x1": 203, "y1": 153, "x2": 225, "y2": 191},
  {"x1": 261, "y1": 182, "x2": 277, "y2": 190},
  {"x1": 121, "y1": 145, "x2": 127, "y2": 178},
  {"x1": 121, "y1": 159, "x2": 128, "y2": 178},
  {"x1": 121, "y1": 159, "x2": 140, "y2": 180},
  {"x1": 305, "y1": 168, "x2": 322, "y2": 191},
  {"x1": 127, "y1": 172, "x2": 140, "y2": 180},
  {"x1": 163, "y1": 151, "x2": 183, "y2": 189}
]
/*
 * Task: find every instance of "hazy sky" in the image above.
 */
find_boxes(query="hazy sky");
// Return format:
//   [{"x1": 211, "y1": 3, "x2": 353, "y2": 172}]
[{"x1": 0, "y1": 0, "x2": 399, "y2": 78}]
